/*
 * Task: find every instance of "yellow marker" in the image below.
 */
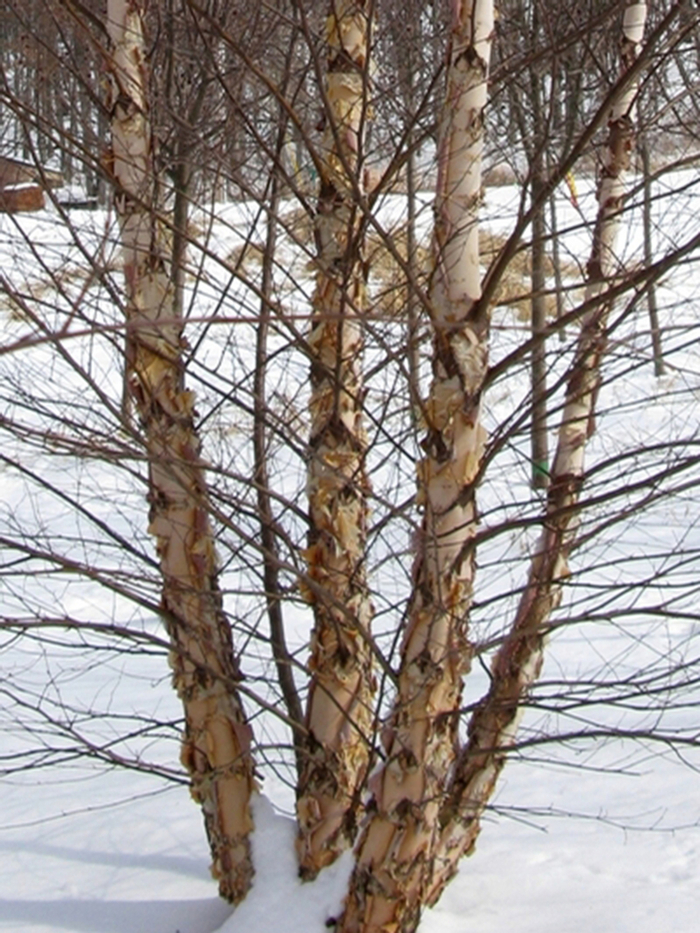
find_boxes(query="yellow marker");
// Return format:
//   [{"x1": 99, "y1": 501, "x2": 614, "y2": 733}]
[{"x1": 565, "y1": 170, "x2": 579, "y2": 208}]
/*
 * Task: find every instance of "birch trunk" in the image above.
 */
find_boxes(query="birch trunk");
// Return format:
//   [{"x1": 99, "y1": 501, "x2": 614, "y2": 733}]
[
  {"x1": 296, "y1": 0, "x2": 375, "y2": 878},
  {"x1": 106, "y1": 0, "x2": 255, "y2": 902},
  {"x1": 423, "y1": 1, "x2": 649, "y2": 903},
  {"x1": 338, "y1": 3, "x2": 494, "y2": 931}
]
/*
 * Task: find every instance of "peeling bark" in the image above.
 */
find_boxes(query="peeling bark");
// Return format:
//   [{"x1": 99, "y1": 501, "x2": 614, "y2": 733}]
[
  {"x1": 338, "y1": 3, "x2": 494, "y2": 931},
  {"x1": 553, "y1": 0, "x2": 647, "y2": 482},
  {"x1": 106, "y1": 0, "x2": 255, "y2": 903},
  {"x1": 296, "y1": 0, "x2": 375, "y2": 879},
  {"x1": 423, "y1": 1, "x2": 649, "y2": 904}
]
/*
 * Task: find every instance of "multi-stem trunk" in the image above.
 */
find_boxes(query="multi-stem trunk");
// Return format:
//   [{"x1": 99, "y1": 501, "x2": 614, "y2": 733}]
[
  {"x1": 423, "y1": 0, "x2": 649, "y2": 903},
  {"x1": 106, "y1": 0, "x2": 255, "y2": 903},
  {"x1": 339, "y1": 3, "x2": 494, "y2": 931},
  {"x1": 296, "y1": 0, "x2": 375, "y2": 878}
]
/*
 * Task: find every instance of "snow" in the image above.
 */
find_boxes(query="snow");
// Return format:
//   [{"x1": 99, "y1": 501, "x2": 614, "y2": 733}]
[
  {"x1": 2, "y1": 166, "x2": 700, "y2": 932},
  {"x1": 217, "y1": 796, "x2": 354, "y2": 933},
  {"x1": 1, "y1": 765, "x2": 699, "y2": 932}
]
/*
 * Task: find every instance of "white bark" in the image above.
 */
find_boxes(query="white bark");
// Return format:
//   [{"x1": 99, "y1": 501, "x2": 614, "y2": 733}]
[
  {"x1": 553, "y1": 1, "x2": 647, "y2": 483},
  {"x1": 338, "y1": 3, "x2": 494, "y2": 931},
  {"x1": 107, "y1": 0, "x2": 255, "y2": 902},
  {"x1": 296, "y1": 0, "x2": 375, "y2": 879},
  {"x1": 423, "y1": 1, "x2": 649, "y2": 902}
]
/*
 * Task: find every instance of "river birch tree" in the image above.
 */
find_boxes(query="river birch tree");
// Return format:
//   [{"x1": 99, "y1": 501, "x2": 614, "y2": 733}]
[
  {"x1": 106, "y1": 0, "x2": 256, "y2": 902},
  {"x1": 296, "y1": 0, "x2": 376, "y2": 879},
  {"x1": 339, "y1": 2, "x2": 494, "y2": 930},
  {"x1": 4, "y1": 1, "x2": 700, "y2": 932},
  {"x1": 423, "y1": 0, "x2": 650, "y2": 903}
]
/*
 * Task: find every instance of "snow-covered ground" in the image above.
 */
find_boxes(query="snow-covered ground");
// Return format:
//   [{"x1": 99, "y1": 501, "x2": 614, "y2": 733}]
[
  {"x1": 2, "y1": 166, "x2": 700, "y2": 932},
  {"x1": 1, "y1": 738, "x2": 698, "y2": 933}
]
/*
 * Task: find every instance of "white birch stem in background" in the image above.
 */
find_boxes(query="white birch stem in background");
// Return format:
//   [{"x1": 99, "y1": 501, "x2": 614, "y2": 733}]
[
  {"x1": 106, "y1": 0, "x2": 256, "y2": 902},
  {"x1": 339, "y1": 3, "x2": 494, "y2": 931},
  {"x1": 296, "y1": 0, "x2": 375, "y2": 879},
  {"x1": 424, "y1": 1, "x2": 649, "y2": 905}
]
